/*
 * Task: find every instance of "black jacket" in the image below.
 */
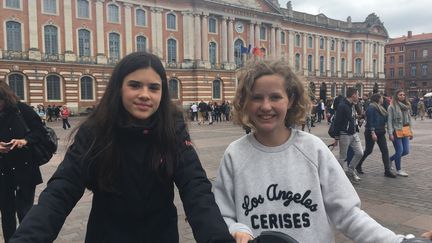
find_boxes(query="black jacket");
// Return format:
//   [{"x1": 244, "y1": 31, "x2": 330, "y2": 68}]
[
  {"x1": 0, "y1": 102, "x2": 43, "y2": 188},
  {"x1": 10, "y1": 115, "x2": 235, "y2": 243},
  {"x1": 333, "y1": 98, "x2": 359, "y2": 138}
]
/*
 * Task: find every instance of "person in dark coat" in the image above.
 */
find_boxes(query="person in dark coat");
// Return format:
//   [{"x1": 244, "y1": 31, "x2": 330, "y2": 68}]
[
  {"x1": 0, "y1": 81, "x2": 44, "y2": 243},
  {"x1": 10, "y1": 52, "x2": 235, "y2": 243}
]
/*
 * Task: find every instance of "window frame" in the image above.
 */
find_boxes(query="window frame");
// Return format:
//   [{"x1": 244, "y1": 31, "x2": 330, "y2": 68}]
[
  {"x1": 45, "y1": 74, "x2": 63, "y2": 102},
  {"x1": 166, "y1": 12, "x2": 177, "y2": 31},
  {"x1": 6, "y1": 20, "x2": 23, "y2": 51},
  {"x1": 136, "y1": 35, "x2": 147, "y2": 52},
  {"x1": 79, "y1": 76, "x2": 95, "y2": 101},
  {"x1": 167, "y1": 38, "x2": 177, "y2": 63},
  {"x1": 208, "y1": 17, "x2": 217, "y2": 34},
  {"x1": 108, "y1": 32, "x2": 121, "y2": 60},
  {"x1": 43, "y1": 25, "x2": 59, "y2": 55},
  {"x1": 76, "y1": 0, "x2": 90, "y2": 19},
  {"x1": 7, "y1": 73, "x2": 26, "y2": 101},
  {"x1": 135, "y1": 8, "x2": 147, "y2": 27},
  {"x1": 107, "y1": 3, "x2": 120, "y2": 24},
  {"x1": 209, "y1": 41, "x2": 217, "y2": 66},
  {"x1": 355, "y1": 41, "x2": 362, "y2": 53},
  {"x1": 307, "y1": 36, "x2": 313, "y2": 48},
  {"x1": 260, "y1": 26, "x2": 266, "y2": 40},
  {"x1": 4, "y1": 0, "x2": 22, "y2": 10},
  {"x1": 295, "y1": 34, "x2": 301, "y2": 47},
  {"x1": 77, "y1": 28, "x2": 92, "y2": 57},
  {"x1": 212, "y1": 79, "x2": 222, "y2": 100},
  {"x1": 42, "y1": 0, "x2": 58, "y2": 15},
  {"x1": 168, "y1": 78, "x2": 180, "y2": 100}
]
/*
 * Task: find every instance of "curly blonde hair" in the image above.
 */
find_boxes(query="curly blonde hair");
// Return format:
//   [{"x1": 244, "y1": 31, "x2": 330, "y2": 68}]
[{"x1": 233, "y1": 59, "x2": 311, "y2": 130}]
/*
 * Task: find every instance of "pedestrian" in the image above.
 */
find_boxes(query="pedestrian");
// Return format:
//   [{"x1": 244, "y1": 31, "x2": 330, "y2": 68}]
[
  {"x1": 10, "y1": 52, "x2": 234, "y2": 243},
  {"x1": 356, "y1": 93, "x2": 396, "y2": 178},
  {"x1": 388, "y1": 89, "x2": 413, "y2": 177},
  {"x1": 60, "y1": 105, "x2": 71, "y2": 129},
  {"x1": 0, "y1": 81, "x2": 45, "y2": 243},
  {"x1": 333, "y1": 87, "x2": 363, "y2": 184},
  {"x1": 417, "y1": 98, "x2": 426, "y2": 120},
  {"x1": 213, "y1": 59, "x2": 424, "y2": 243}
]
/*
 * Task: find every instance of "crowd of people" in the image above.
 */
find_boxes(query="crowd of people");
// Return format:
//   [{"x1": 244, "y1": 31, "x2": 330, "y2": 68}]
[{"x1": 1, "y1": 52, "x2": 431, "y2": 243}]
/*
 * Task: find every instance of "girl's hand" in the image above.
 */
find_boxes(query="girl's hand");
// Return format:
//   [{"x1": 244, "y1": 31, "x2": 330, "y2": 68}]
[
  {"x1": 421, "y1": 230, "x2": 432, "y2": 239},
  {"x1": 409, "y1": 134, "x2": 413, "y2": 140},
  {"x1": 8, "y1": 139, "x2": 28, "y2": 150},
  {"x1": 371, "y1": 132, "x2": 377, "y2": 142},
  {"x1": 0, "y1": 142, "x2": 12, "y2": 153},
  {"x1": 232, "y1": 231, "x2": 253, "y2": 243},
  {"x1": 389, "y1": 134, "x2": 394, "y2": 142}
]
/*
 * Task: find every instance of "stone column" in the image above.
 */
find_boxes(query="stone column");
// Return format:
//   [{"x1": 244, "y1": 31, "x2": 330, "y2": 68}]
[
  {"x1": 302, "y1": 33, "x2": 307, "y2": 76},
  {"x1": 275, "y1": 28, "x2": 281, "y2": 58},
  {"x1": 201, "y1": 13, "x2": 209, "y2": 67},
  {"x1": 182, "y1": 11, "x2": 194, "y2": 62},
  {"x1": 379, "y1": 43, "x2": 385, "y2": 78},
  {"x1": 364, "y1": 40, "x2": 369, "y2": 77},
  {"x1": 270, "y1": 26, "x2": 276, "y2": 58},
  {"x1": 288, "y1": 30, "x2": 294, "y2": 67},
  {"x1": 249, "y1": 22, "x2": 255, "y2": 48},
  {"x1": 315, "y1": 35, "x2": 320, "y2": 76},
  {"x1": 28, "y1": 0, "x2": 41, "y2": 60},
  {"x1": 347, "y1": 40, "x2": 353, "y2": 78},
  {"x1": 369, "y1": 42, "x2": 374, "y2": 77},
  {"x1": 221, "y1": 16, "x2": 228, "y2": 63},
  {"x1": 254, "y1": 22, "x2": 260, "y2": 49},
  {"x1": 63, "y1": 0, "x2": 75, "y2": 61},
  {"x1": 150, "y1": 7, "x2": 164, "y2": 59},
  {"x1": 336, "y1": 38, "x2": 341, "y2": 77},
  {"x1": 326, "y1": 37, "x2": 331, "y2": 77},
  {"x1": 124, "y1": 3, "x2": 133, "y2": 55},
  {"x1": 96, "y1": 0, "x2": 107, "y2": 64},
  {"x1": 194, "y1": 13, "x2": 202, "y2": 62},
  {"x1": 227, "y1": 17, "x2": 235, "y2": 67}
]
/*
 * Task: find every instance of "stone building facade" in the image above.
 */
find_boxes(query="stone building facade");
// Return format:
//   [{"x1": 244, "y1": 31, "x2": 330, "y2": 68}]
[
  {"x1": 385, "y1": 31, "x2": 432, "y2": 97},
  {"x1": 0, "y1": 0, "x2": 388, "y2": 112}
]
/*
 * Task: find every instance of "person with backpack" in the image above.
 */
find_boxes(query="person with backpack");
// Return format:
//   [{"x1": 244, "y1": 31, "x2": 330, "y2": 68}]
[{"x1": 0, "y1": 81, "x2": 46, "y2": 243}]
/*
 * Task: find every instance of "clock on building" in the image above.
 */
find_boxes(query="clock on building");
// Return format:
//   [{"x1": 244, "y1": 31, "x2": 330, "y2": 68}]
[{"x1": 235, "y1": 22, "x2": 244, "y2": 33}]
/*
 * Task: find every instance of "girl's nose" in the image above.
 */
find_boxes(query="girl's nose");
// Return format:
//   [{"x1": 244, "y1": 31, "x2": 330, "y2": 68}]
[
  {"x1": 138, "y1": 88, "x2": 150, "y2": 100},
  {"x1": 260, "y1": 98, "x2": 272, "y2": 111}
]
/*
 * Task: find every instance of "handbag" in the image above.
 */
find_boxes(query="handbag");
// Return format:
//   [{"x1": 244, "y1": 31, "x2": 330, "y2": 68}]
[
  {"x1": 17, "y1": 110, "x2": 58, "y2": 166},
  {"x1": 395, "y1": 125, "x2": 412, "y2": 138}
]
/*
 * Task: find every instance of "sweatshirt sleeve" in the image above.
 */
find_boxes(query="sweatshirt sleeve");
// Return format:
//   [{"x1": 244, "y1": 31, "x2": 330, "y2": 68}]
[
  {"x1": 173, "y1": 117, "x2": 235, "y2": 243},
  {"x1": 214, "y1": 149, "x2": 254, "y2": 237},
  {"x1": 10, "y1": 126, "x2": 91, "y2": 243},
  {"x1": 318, "y1": 148, "x2": 404, "y2": 243}
]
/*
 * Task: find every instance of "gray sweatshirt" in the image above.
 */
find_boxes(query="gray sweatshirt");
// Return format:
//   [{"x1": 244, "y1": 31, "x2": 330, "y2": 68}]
[{"x1": 214, "y1": 129, "x2": 405, "y2": 243}]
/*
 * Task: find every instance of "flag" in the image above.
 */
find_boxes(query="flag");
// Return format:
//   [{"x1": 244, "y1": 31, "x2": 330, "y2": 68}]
[
  {"x1": 240, "y1": 44, "x2": 252, "y2": 54},
  {"x1": 252, "y1": 47, "x2": 264, "y2": 57}
]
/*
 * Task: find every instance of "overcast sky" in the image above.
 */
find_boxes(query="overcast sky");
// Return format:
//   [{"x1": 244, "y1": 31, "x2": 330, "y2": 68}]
[{"x1": 277, "y1": 0, "x2": 431, "y2": 38}]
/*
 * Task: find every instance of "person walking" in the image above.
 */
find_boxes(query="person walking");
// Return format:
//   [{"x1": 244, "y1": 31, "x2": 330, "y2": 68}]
[
  {"x1": 9, "y1": 52, "x2": 235, "y2": 243},
  {"x1": 0, "y1": 81, "x2": 45, "y2": 243},
  {"x1": 60, "y1": 105, "x2": 71, "y2": 129},
  {"x1": 387, "y1": 89, "x2": 413, "y2": 177},
  {"x1": 333, "y1": 87, "x2": 363, "y2": 184},
  {"x1": 417, "y1": 98, "x2": 426, "y2": 120},
  {"x1": 356, "y1": 94, "x2": 396, "y2": 178}
]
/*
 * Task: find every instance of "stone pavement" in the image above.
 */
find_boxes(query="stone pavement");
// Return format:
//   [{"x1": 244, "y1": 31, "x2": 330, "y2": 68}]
[{"x1": 1, "y1": 117, "x2": 431, "y2": 242}]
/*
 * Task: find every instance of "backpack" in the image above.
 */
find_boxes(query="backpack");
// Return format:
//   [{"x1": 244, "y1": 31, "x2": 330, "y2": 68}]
[
  {"x1": 18, "y1": 110, "x2": 58, "y2": 166},
  {"x1": 328, "y1": 113, "x2": 336, "y2": 138}
]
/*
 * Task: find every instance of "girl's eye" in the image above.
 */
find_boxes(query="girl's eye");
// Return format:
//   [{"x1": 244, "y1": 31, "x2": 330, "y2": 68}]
[
  {"x1": 128, "y1": 81, "x2": 142, "y2": 88},
  {"x1": 270, "y1": 95, "x2": 282, "y2": 101},
  {"x1": 251, "y1": 95, "x2": 262, "y2": 101},
  {"x1": 149, "y1": 83, "x2": 161, "y2": 91}
]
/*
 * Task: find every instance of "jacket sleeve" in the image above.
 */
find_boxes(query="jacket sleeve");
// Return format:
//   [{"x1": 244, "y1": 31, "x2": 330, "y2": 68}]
[
  {"x1": 318, "y1": 146, "x2": 405, "y2": 243},
  {"x1": 214, "y1": 149, "x2": 254, "y2": 237},
  {"x1": 366, "y1": 107, "x2": 378, "y2": 131},
  {"x1": 387, "y1": 106, "x2": 395, "y2": 136},
  {"x1": 18, "y1": 102, "x2": 45, "y2": 145},
  {"x1": 173, "y1": 116, "x2": 235, "y2": 243},
  {"x1": 333, "y1": 104, "x2": 349, "y2": 139},
  {"x1": 10, "y1": 126, "x2": 91, "y2": 243}
]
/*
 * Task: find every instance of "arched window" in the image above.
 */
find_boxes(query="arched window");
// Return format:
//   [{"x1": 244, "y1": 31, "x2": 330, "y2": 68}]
[
  {"x1": 355, "y1": 58, "x2": 362, "y2": 75},
  {"x1": 260, "y1": 26, "x2": 266, "y2": 40},
  {"x1": 167, "y1": 38, "x2": 177, "y2": 63},
  {"x1": 341, "y1": 41, "x2": 345, "y2": 52},
  {"x1": 77, "y1": 0, "x2": 89, "y2": 18},
  {"x1": 280, "y1": 31, "x2": 286, "y2": 44},
  {"x1": 8, "y1": 73, "x2": 25, "y2": 100},
  {"x1": 355, "y1": 41, "x2": 362, "y2": 53},
  {"x1": 212, "y1": 79, "x2": 222, "y2": 99},
  {"x1": 295, "y1": 53, "x2": 300, "y2": 71},
  {"x1": 44, "y1": 25, "x2": 58, "y2": 55},
  {"x1": 136, "y1": 9, "x2": 146, "y2": 26},
  {"x1": 136, "y1": 36, "x2": 147, "y2": 51},
  {"x1": 208, "y1": 18, "x2": 217, "y2": 33},
  {"x1": 78, "y1": 29, "x2": 91, "y2": 57},
  {"x1": 234, "y1": 39, "x2": 244, "y2": 68},
  {"x1": 6, "y1": 21, "x2": 22, "y2": 51},
  {"x1": 330, "y1": 57, "x2": 335, "y2": 76},
  {"x1": 331, "y1": 82, "x2": 337, "y2": 97},
  {"x1": 307, "y1": 55, "x2": 313, "y2": 72},
  {"x1": 109, "y1": 33, "x2": 120, "y2": 59},
  {"x1": 308, "y1": 36, "x2": 313, "y2": 48},
  {"x1": 341, "y1": 58, "x2": 346, "y2": 75},
  {"x1": 108, "y1": 4, "x2": 119, "y2": 23},
  {"x1": 319, "y1": 56, "x2": 325, "y2": 75},
  {"x1": 46, "y1": 75, "x2": 61, "y2": 101},
  {"x1": 209, "y1": 41, "x2": 217, "y2": 66},
  {"x1": 167, "y1": 13, "x2": 176, "y2": 30},
  {"x1": 80, "y1": 76, "x2": 93, "y2": 100},
  {"x1": 295, "y1": 34, "x2": 301, "y2": 47},
  {"x1": 168, "y1": 79, "x2": 179, "y2": 100},
  {"x1": 330, "y1": 39, "x2": 335, "y2": 51},
  {"x1": 341, "y1": 83, "x2": 347, "y2": 97}
]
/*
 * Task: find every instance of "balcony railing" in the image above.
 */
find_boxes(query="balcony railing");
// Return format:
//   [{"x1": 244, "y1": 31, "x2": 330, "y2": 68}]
[
  {"x1": 2, "y1": 50, "x2": 28, "y2": 60},
  {"x1": 43, "y1": 53, "x2": 65, "y2": 62}
]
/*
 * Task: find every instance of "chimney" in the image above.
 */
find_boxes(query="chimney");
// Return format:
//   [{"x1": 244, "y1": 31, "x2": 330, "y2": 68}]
[{"x1": 408, "y1": 31, "x2": 412, "y2": 38}]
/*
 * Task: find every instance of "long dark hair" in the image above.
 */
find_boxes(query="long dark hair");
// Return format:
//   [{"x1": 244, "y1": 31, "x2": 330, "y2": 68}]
[
  {"x1": 79, "y1": 52, "x2": 179, "y2": 191},
  {"x1": 0, "y1": 80, "x2": 19, "y2": 112}
]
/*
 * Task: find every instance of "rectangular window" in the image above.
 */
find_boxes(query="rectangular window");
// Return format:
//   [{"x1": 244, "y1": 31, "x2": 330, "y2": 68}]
[
  {"x1": 6, "y1": 21, "x2": 22, "y2": 51},
  {"x1": 398, "y1": 55, "x2": 404, "y2": 64},
  {"x1": 77, "y1": 0, "x2": 89, "y2": 18},
  {"x1": 412, "y1": 50, "x2": 417, "y2": 60},
  {"x1": 399, "y1": 46, "x2": 404, "y2": 51},
  {"x1": 423, "y1": 49, "x2": 428, "y2": 58},
  {"x1": 421, "y1": 64, "x2": 428, "y2": 76},
  {"x1": 260, "y1": 26, "x2": 266, "y2": 40},
  {"x1": 43, "y1": 0, "x2": 57, "y2": 14},
  {"x1": 390, "y1": 68, "x2": 394, "y2": 78},
  {"x1": 167, "y1": 14, "x2": 176, "y2": 30},
  {"x1": 398, "y1": 67, "x2": 404, "y2": 78},
  {"x1": 390, "y1": 47, "x2": 395, "y2": 52},
  {"x1": 208, "y1": 18, "x2": 216, "y2": 33},
  {"x1": 390, "y1": 56, "x2": 394, "y2": 64},
  {"x1": 281, "y1": 32, "x2": 285, "y2": 44},
  {"x1": 411, "y1": 65, "x2": 416, "y2": 77},
  {"x1": 6, "y1": 0, "x2": 20, "y2": 8},
  {"x1": 108, "y1": 5, "x2": 119, "y2": 23}
]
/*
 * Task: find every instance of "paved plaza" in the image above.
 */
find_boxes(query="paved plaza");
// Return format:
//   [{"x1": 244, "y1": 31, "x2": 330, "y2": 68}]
[{"x1": 1, "y1": 117, "x2": 431, "y2": 242}]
